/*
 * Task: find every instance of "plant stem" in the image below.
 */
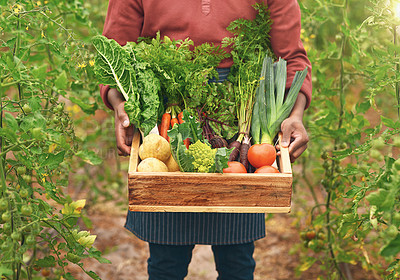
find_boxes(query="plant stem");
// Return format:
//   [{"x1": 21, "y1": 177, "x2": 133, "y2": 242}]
[
  {"x1": 394, "y1": 25, "x2": 400, "y2": 119},
  {"x1": 326, "y1": 191, "x2": 346, "y2": 280}
]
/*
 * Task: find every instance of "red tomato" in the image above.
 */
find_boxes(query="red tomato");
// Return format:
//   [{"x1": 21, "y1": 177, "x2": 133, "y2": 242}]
[
  {"x1": 254, "y1": 165, "x2": 280, "y2": 173},
  {"x1": 223, "y1": 161, "x2": 247, "y2": 173},
  {"x1": 247, "y1": 143, "x2": 276, "y2": 168}
]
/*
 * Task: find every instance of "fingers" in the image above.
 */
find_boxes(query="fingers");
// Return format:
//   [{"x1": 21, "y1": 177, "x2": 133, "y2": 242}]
[
  {"x1": 279, "y1": 117, "x2": 309, "y2": 162},
  {"x1": 280, "y1": 119, "x2": 293, "y2": 148},
  {"x1": 114, "y1": 103, "x2": 133, "y2": 156},
  {"x1": 115, "y1": 102, "x2": 130, "y2": 128}
]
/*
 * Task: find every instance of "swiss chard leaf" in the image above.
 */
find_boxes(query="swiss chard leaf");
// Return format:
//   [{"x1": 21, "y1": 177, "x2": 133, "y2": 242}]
[{"x1": 92, "y1": 35, "x2": 161, "y2": 136}]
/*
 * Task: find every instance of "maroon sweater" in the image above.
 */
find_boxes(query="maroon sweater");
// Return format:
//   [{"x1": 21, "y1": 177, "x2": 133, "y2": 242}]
[{"x1": 100, "y1": 0, "x2": 312, "y2": 109}]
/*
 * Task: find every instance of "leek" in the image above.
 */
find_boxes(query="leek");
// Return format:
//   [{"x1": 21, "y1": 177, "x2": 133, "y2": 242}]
[{"x1": 252, "y1": 55, "x2": 308, "y2": 145}]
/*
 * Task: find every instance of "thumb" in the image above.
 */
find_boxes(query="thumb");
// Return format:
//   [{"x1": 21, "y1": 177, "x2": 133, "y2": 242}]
[
  {"x1": 116, "y1": 105, "x2": 130, "y2": 128},
  {"x1": 280, "y1": 121, "x2": 293, "y2": 148}
]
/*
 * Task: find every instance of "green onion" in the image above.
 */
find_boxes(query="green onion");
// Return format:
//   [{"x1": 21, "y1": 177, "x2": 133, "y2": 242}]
[{"x1": 252, "y1": 55, "x2": 308, "y2": 145}]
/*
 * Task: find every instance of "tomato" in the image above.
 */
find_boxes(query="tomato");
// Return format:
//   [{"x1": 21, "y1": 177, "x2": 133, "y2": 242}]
[
  {"x1": 22, "y1": 104, "x2": 32, "y2": 114},
  {"x1": 25, "y1": 235, "x2": 36, "y2": 246},
  {"x1": 3, "y1": 223, "x2": 12, "y2": 234},
  {"x1": 305, "y1": 230, "x2": 316, "y2": 240},
  {"x1": 223, "y1": 162, "x2": 247, "y2": 173},
  {"x1": 41, "y1": 269, "x2": 51, "y2": 277},
  {"x1": 21, "y1": 205, "x2": 33, "y2": 216},
  {"x1": 0, "y1": 199, "x2": 8, "y2": 211},
  {"x1": 11, "y1": 231, "x2": 22, "y2": 242},
  {"x1": 19, "y1": 188, "x2": 29, "y2": 198},
  {"x1": 254, "y1": 165, "x2": 279, "y2": 173},
  {"x1": 2, "y1": 212, "x2": 11, "y2": 223},
  {"x1": 247, "y1": 143, "x2": 276, "y2": 168},
  {"x1": 317, "y1": 232, "x2": 326, "y2": 240},
  {"x1": 33, "y1": 265, "x2": 41, "y2": 271}
]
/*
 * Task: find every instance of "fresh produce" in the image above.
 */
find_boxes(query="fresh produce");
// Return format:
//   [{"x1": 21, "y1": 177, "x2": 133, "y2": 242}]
[
  {"x1": 92, "y1": 35, "x2": 161, "y2": 136},
  {"x1": 137, "y1": 158, "x2": 169, "y2": 172},
  {"x1": 160, "y1": 112, "x2": 171, "y2": 140},
  {"x1": 223, "y1": 162, "x2": 247, "y2": 173},
  {"x1": 254, "y1": 165, "x2": 280, "y2": 173},
  {"x1": 138, "y1": 134, "x2": 171, "y2": 162},
  {"x1": 178, "y1": 111, "x2": 191, "y2": 149},
  {"x1": 251, "y1": 56, "x2": 307, "y2": 145},
  {"x1": 133, "y1": 32, "x2": 228, "y2": 111},
  {"x1": 165, "y1": 155, "x2": 180, "y2": 172},
  {"x1": 168, "y1": 111, "x2": 232, "y2": 173},
  {"x1": 247, "y1": 143, "x2": 276, "y2": 168},
  {"x1": 221, "y1": 3, "x2": 274, "y2": 169}
]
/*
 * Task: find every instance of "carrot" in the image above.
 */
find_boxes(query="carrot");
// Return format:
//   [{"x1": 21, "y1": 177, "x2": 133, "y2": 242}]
[
  {"x1": 228, "y1": 140, "x2": 241, "y2": 161},
  {"x1": 177, "y1": 111, "x2": 190, "y2": 149},
  {"x1": 171, "y1": 117, "x2": 179, "y2": 128},
  {"x1": 178, "y1": 111, "x2": 184, "y2": 124},
  {"x1": 240, "y1": 137, "x2": 251, "y2": 170},
  {"x1": 160, "y1": 113, "x2": 171, "y2": 140}
]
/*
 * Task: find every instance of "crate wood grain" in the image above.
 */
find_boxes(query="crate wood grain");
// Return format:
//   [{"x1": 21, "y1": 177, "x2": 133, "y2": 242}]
[{"x1": 128, "y1": 130, "x2": 293, "y2": 213}]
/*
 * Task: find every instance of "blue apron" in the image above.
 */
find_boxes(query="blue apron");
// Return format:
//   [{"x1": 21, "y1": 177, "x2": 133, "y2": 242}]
[{"x1": 125, "y1": 68, "x2": 266, "y2": 245}]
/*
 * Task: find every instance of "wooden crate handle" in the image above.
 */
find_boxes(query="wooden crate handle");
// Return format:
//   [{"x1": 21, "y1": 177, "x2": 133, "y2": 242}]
[
  {"x1": 278, "y1": 132, "x2": 292, "y2": 174},
  {"x1": 128, "y1": 129, "x2": 141, "y2": 173}
]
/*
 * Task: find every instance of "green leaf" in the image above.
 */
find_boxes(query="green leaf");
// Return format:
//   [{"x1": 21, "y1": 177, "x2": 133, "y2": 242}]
[
  {"x1": 381, "y1": 116, "x2": 400, "y2": 129},
  {"x1": 214, "y1": 147, "x2": 233, "y2": 173},
  {"x1": 92, "y1": 35, "x2": 161, "y2": 136},
  {"x1": 297, "y1": 257, "x2": 316, "y2": 272},
  {"x1": 32, "y1": 64, "x2": 48, "y2": 80},
  {"x1": 0, "y1": 127, "x2": 17, "y2": 142},
  {"x1": 380, "y1": 235, "x2": 400, "y2": 257},
  {"x1": 41, "y1": 151, "x2": 66, "y2": 169},
  {"x1": 0, "y1": 266, "x2": 13, "y2": 277},
  {"x1": 69, "y1": 96, "x2": 98, "y2": 115},
  {"x1": 366, "y1": 189, "x2": 395, "y2": 212},
  {"x1": 55, "y1": 70, "x2": 68, "y2": 89},
  {"x1": 36, "y1": 256, "x2": 56, "y2": 267},
  {"x1": 76, "y1": 150, "x2": 102, "y2": 165},
  {"x1": 4, "y1": 112, "x2": 18, "y2": 131}
]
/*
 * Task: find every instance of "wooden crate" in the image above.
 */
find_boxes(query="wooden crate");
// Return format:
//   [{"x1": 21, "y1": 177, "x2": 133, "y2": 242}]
[{"x1": 128, "y1": 130, "x2": 292, "y2": 213}]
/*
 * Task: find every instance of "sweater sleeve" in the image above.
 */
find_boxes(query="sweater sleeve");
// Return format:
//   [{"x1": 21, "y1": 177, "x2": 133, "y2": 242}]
[
  {"x1": 268, "y1": 0, "x2": 312, "y2": 109},
  {"x1": 99, "y1": 0, "x2": 144, "y2": 110}
]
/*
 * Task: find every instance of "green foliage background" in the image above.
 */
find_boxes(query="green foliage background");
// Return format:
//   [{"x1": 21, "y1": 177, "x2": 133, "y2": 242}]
[{"x1": 0, "y1": 0, "x2": 399, "y2": 279}]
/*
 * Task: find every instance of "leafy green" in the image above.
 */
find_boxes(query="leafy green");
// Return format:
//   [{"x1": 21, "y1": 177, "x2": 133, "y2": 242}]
[
  {"x1": 132, "y1": 32, "x2": 228, "y2": 108},
  {"x1": 168, "y1": 111, "x2": 232, "y2": 173},
  {"x1": 92, "y1": 35, "x2": 161, "y2": 136}
]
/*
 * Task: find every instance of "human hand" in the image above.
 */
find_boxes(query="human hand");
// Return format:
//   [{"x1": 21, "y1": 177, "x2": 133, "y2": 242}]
[
  {"x1": 108, "y1": 88, "x2": 134, "y2": 156},
  {"x1": 278, "y1": 116, "x2": 309, "y2": 162},
  {"x1": 276, "y1": 92, "x2": 309, "y2": 162}
]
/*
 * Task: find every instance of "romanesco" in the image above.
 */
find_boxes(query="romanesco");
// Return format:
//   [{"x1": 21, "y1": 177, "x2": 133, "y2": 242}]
[{"x1": 186, "y1": 140, "x2": 216, "y2": 173}]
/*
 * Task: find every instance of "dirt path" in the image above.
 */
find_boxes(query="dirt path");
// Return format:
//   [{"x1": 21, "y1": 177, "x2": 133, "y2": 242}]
[{"x1": 66, "y1": 204, "x2": 314, "y2": 280}]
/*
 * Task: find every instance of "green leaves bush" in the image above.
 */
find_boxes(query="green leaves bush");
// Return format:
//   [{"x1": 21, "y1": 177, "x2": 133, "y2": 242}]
[
  {"x1": 296, "y1": 0, "x2": 400, "y2": 279},
  {"x1": 0, "y1": 1, "x2": 108, "y2": 279}
]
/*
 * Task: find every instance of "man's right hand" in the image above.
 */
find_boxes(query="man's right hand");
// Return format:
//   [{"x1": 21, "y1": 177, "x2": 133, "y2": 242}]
[{"x1": 108, "y1": 88, "x2": 134, "y2": 156}]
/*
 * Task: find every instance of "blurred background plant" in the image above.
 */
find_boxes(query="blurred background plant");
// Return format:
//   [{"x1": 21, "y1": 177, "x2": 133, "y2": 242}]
[
  {"x1": 2, "y1": 0, "x2": 400, "y2": 279},
  {"x1": 294, "y1": 0, "x2": 400, "y2": 279},
  {"x1": 0, "y1": 0, "x2": 123, "y2": 279}
]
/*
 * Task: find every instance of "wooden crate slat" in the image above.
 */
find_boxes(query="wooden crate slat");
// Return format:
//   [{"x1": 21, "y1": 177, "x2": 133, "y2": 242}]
[
  {"x1": 129, "y1": 173, "x2": 292, "y2": 207},
  {"x1": 129, "y1": 205, "x2": 291, "y2": 213}
]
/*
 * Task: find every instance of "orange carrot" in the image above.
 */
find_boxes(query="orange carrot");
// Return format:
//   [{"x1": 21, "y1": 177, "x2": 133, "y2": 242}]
[
  {"x1": 178, "y1": 111, "x2": 184, "y2": 124},
  {"x1": 160, "y1": 113, "x2": 171, "y2": 140},
  {"x1": 171, "y1": 117, "x2": 179, "y2": 128},
  {"x1": 177, "y1": 112, "x2": 190, "y2": 149}
]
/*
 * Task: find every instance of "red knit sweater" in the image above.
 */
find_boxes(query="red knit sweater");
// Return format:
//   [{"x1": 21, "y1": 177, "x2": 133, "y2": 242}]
[{"x1": 100, "y1": 0, "x2": 312, "y2": 109}]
